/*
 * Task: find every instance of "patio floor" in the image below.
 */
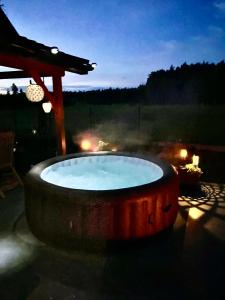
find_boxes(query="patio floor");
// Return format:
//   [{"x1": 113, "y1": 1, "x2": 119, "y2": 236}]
[{"x1": 0, "y1": 182, "x2": 224, "y2": 300}]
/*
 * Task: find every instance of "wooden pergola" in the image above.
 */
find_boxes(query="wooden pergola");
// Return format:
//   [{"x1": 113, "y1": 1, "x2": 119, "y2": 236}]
[{"x1": 0, "y1": 7, "x2": 95, "y2": 155}]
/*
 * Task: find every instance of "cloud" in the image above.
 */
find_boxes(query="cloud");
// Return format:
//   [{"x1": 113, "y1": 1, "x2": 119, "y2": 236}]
[{"x1": 214, "y1": 1, "x2": 225, "y2": 12}]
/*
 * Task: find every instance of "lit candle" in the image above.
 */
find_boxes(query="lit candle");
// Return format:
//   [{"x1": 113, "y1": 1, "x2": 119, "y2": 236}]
[
  {"x1": 192, "y1": 155, "x2": 199, "y2": 167},
  {"x1": 180, "y1": 149, "x2": 188, "y2": 160}
]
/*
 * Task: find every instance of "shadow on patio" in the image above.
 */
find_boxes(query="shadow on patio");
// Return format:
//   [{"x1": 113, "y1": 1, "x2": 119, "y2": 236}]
[{"x1": 0, "y1": 182, "x2": 224, "y2": 299}]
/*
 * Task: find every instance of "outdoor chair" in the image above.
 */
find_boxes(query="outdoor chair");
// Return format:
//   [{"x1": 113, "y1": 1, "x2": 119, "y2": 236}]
[{"x1": 0, "y1": 132, "x2": 23, "y2": 196}]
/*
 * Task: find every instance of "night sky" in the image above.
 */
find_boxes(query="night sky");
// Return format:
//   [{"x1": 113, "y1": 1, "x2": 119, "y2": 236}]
[{"x1": 0, "y1": 0, "x2": 225, "y2": 91}]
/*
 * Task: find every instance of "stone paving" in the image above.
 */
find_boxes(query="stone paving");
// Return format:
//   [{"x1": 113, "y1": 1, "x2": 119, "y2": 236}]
[{"x1": 0, "y1": 183, "x2": 224, "y2": 299}]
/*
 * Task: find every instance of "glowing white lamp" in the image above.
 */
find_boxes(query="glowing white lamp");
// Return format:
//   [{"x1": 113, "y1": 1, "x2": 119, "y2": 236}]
[
  {"x1": 180, "y1": 149, "x2": 188, "y2": 160},
  {"x1": 51, "y1": 47, "x2": 59, "y2": 54},
  {"x1": 26, "y1": 84, "x2": 44, "y2": 102},
  {"x1": 42, "y1": 102, "x2": 52, "y2": 113},
  {"x1": 91, "y1": 63, "x2": 97, "y2": 69},
  {"x1": 192, "y1": 155, "x2": 199, "y2": 167}
]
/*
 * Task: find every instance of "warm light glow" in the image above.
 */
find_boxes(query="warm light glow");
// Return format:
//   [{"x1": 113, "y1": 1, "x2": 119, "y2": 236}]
[
  {"x1": 192, "y1": 155, "x2": 199, "y2": 167},
  {"x1": 32, "y1": 129, "x2": 37, "y2": 135},
  {"x1": 111, "y1": 147, "x2": 117, "y2": 152},
  {"x1": 42, "y1": 102, "x2": 52, "y2": 113},
  {"x1": 75, "y1": 131, "x2": 100, "y2": 152},
  {"x1": 26, "y1": 84, "x2": 44, "y2": 102},
  {"x1": 81, "y1": 139, "x2": 92, "y2": 151},
  {"x1": 180, "y1": 148, "x2": 188, "y2": 159},
  {"x1": 189, "y1": 207, "x2": 205, "y2": 220}
]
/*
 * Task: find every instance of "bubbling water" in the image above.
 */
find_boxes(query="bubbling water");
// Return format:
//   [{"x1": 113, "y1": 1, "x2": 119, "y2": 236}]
[{"x1": 41, "y1": 155, "x2": 163, "y2": 190}]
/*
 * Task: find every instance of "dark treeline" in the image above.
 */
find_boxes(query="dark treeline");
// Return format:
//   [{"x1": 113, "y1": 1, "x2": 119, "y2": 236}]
[
  {"x1": 63, "y1": 85, "x2": 146, "y2": 105},
  {"x1": 0, "y1": 61, "x2": 225, "y2": 108},
  {"x1": 146, "y1": 61, "x2": 225, "y2": 105}
]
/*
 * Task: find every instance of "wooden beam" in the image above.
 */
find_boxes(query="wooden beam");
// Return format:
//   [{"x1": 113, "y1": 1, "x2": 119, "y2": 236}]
[
  {"x1": 0, "y1": 52, "x2": 65, "y2": 76},
  {"x1": 0, "y1": 70, "x2": 52, "y2": 79},
  {"x1": 52, "y1": 75, "x2": 66, "y2": 155}
]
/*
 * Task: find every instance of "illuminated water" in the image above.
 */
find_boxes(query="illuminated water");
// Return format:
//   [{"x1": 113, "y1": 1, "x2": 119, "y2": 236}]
[{"x1": 41, "y1": 155, "x2": 163, "y2": 190}]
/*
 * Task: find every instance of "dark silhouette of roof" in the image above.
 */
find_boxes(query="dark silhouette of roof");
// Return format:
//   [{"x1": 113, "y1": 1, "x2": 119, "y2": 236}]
[{"x1": 0, "y1": 7, "x2": 94, "y2": 75}]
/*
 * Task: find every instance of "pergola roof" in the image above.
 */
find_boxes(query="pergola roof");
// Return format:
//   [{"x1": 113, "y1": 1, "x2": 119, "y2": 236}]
[
  {"x1": 0, "y1": 7, "x2": 94, "y2": 76},
  {"x1": 0, "y1": 6, "x2": 96, "y2": 155}
]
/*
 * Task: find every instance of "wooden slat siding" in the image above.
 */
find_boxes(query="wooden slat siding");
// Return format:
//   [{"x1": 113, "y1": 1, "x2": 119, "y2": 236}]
[
  {"x1": 156, "y1": 193, "x2": 164, "y2": 233},
  {"x1": 141, "y1": 200, "x2": 149, "y2": 237},
  {"x1": 160, "y1": 191, "x2": 166, "y2": 229},
  {"x1": 133, "y1": 199, "x2": 145, "y2": 238},
  {"x1": 96, "y1": 203, "x2": 104, "y2": 238},
  {"x1": 97, "y1": 203, "x2": 107, "y2": 239},
  {"x1": 59, "y1": 201, "x2": 71, "y2": 238},
  {"x1": 86, "y1": 203, "x2": 99, "y2": 239},
  {"x1": 129, "y1": 202, "x2": 138, "y2": 238},
  {"x1": 118, "y1": 200, "x2": 130, "y2": 240},
  {"x1": 163, "y1": 193, "x2": 171, "y2": 228},
  {"x1": 102, "y1": 202, "x2": 115, "y2": 240},
  {"x1": 81, "y1": 205, "x2": 88, "y2": 238},
  {"x1": 135, "y1": 200, "x2": 145, "y2": 238},
  {"x1": 148, "y1": 195, "x2": 157, "y2": 236},
  {"x1": 71, "y1": 204, "x2": 82, "y2": 238},
  {"x1": 113, "y1": 201, "x2": 123, "y2": 239},
  {"x1": 143, "y1": 198, "x2": 151, "y2": 236}
]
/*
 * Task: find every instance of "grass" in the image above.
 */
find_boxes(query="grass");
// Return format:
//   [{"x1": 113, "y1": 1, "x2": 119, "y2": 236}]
[
  {"x1": 0, "y1": 104, "x2": 225, "y2": 146},
  {"x1": 64, "y1": 104, "x2": 225, "y2": 146}
]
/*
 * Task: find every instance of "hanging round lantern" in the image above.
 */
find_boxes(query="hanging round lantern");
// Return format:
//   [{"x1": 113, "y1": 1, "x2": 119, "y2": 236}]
[{"x1": 26, "y1": 84, "x2": 44, "y2": 102}]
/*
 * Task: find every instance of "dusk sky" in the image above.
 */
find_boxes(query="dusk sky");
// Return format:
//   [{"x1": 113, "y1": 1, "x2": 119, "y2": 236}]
[{"x1": 1, "y1": 0, "x2": 225, "y2": 92}]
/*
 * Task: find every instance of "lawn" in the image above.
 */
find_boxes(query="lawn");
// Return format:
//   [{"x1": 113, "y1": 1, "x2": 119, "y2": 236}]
[
  {"x1": 1, "y1": 104, "x2": 225, "y2": 146},
  {"x1": 64, "y1": 104, "x2": 225, "y2": 146}
]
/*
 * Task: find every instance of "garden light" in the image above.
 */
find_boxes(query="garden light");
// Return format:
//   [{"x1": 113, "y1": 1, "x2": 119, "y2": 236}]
[{"x1": 180, "y1": 148, "x2": 188, "y2": 160}]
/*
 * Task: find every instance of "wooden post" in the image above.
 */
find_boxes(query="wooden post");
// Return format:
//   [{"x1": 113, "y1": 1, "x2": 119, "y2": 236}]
[
  {"x1": 53, "y1": 75, "x2": 66, "y2": 155},
  {"x1": 30, "y1": 70, "x2": 66, "y2": 155}
]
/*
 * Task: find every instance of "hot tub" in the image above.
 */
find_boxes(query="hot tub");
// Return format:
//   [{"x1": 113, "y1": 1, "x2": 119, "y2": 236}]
[{"x1": 25, "y1": 152, "x2": 179, "y2": 250}]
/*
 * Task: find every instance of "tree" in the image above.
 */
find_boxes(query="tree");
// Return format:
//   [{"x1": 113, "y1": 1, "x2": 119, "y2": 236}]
[{"x1": 11, "y1": 83, "x2": 18, "y2": 95}]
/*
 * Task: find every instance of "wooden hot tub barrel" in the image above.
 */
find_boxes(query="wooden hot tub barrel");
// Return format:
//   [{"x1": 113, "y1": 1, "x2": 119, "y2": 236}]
[{"x1": 25, "y1": 152, "x2": 179, "y2": 251}]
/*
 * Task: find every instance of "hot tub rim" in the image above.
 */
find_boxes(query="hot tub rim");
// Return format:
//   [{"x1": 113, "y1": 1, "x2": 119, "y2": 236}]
[{"x1": 25, "y1": 151, "x2": 177, "y2": 196}]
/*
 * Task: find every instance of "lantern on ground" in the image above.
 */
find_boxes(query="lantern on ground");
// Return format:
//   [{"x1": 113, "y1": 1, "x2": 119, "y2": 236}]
[
  {"x1": 42, "y1": 102, "x2": 52, "y2": 113},
  {"x1": 26, "y1": 83, "x2": 44, "y2": 102},
  {"x1": 180, "y1": 148, "x2": 188, "y2": 160}
]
